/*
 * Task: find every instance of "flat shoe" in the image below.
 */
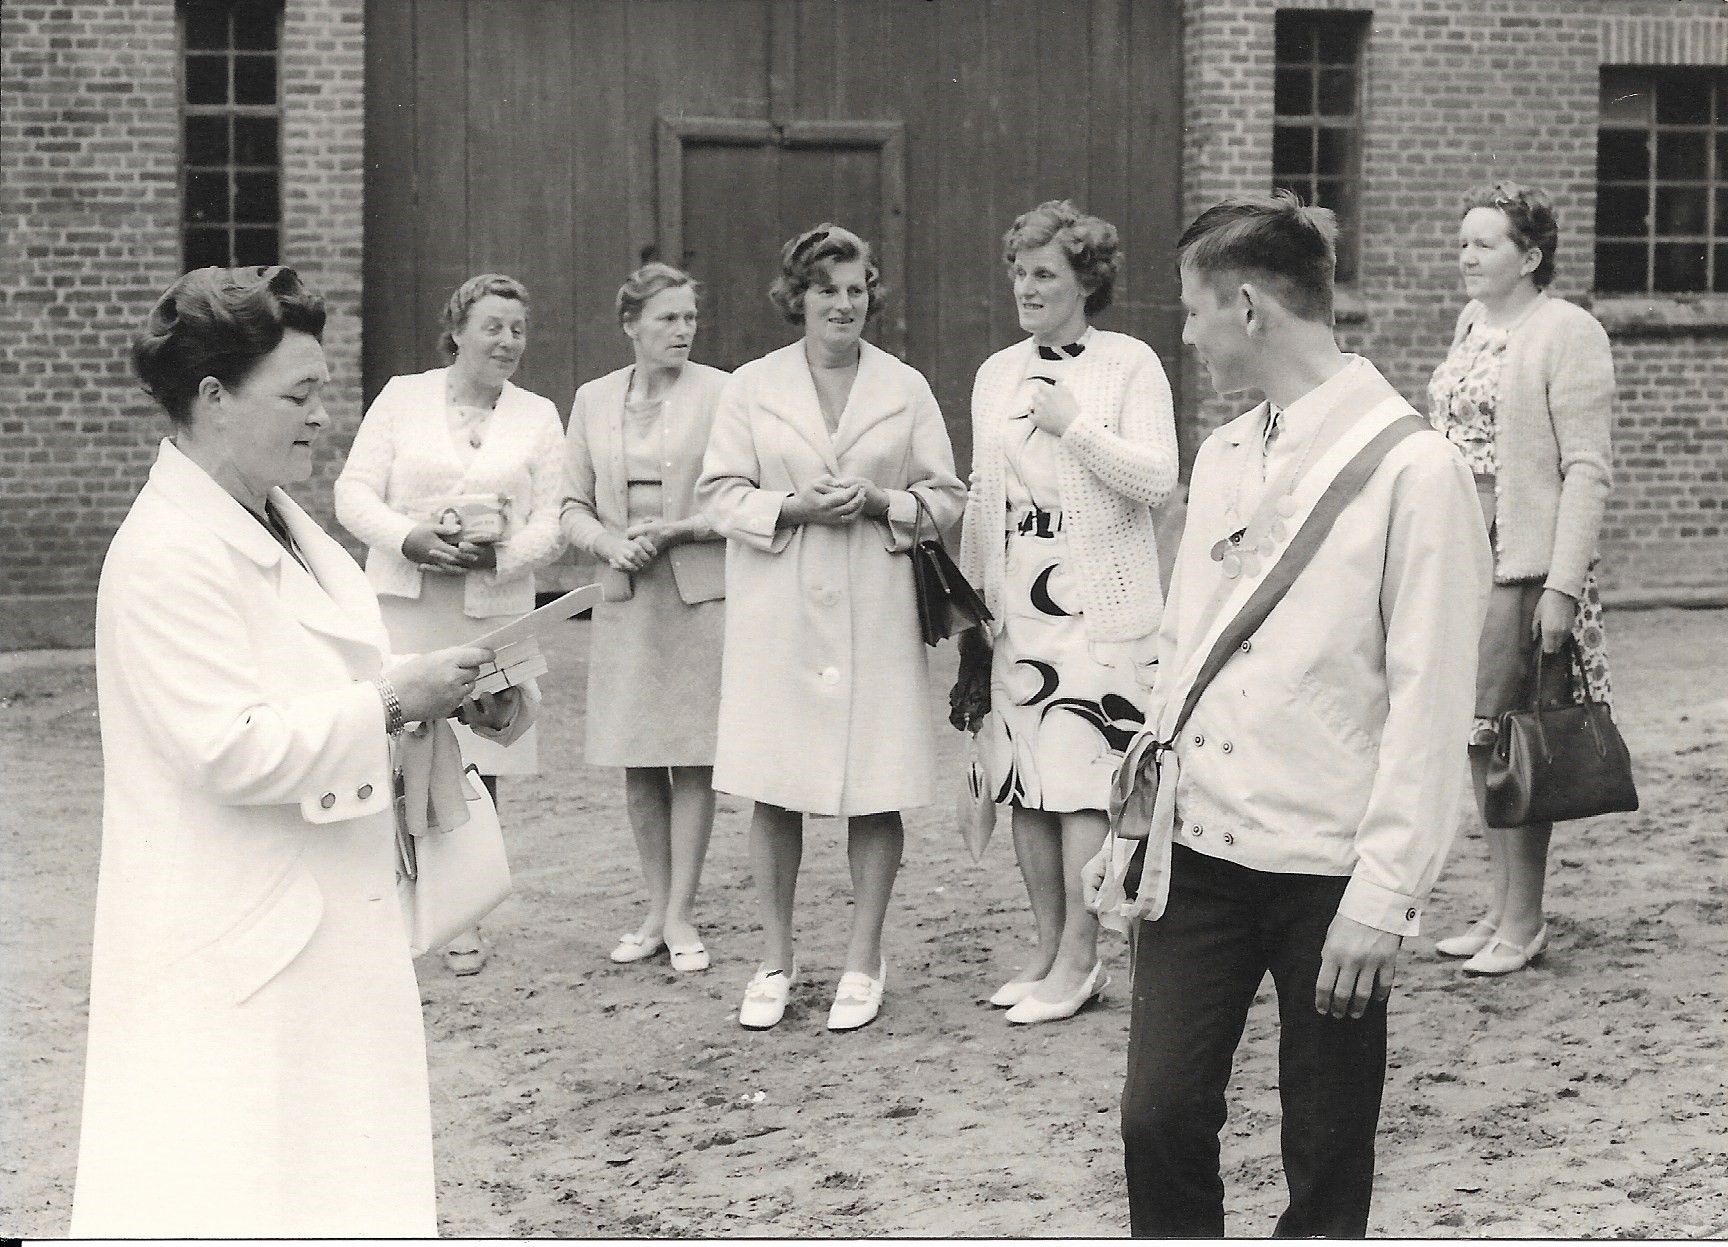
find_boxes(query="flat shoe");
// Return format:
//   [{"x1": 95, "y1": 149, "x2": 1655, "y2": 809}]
[
  {"x1": 609, "y1": 932, "x2": 665, "y2": 964},
  {"x1": 989, "y1": 977, "x2": 1042, "y2": 1008},
  {"x1": 1006, "y1": 962, "x2": 1107, "y2": 1025},
  {"x1": 1462, "y1": 923, "x2": 1549, "y2": 977},
  {"x1": 1435, "y1": 919, "x2": 1499, "y2": 959},
  {"x1": 669, "y1": 941, "x2": 710, "y2": 973},
  {"x1": 739, "y1": 962, "x2": 798, "y2": 1030},
  {"x1": 444, "y1": 945, "x2": 487, "y2": 976},
  {"x1": 827, "y1": 959, "x2": 887, "y2": 1032}
]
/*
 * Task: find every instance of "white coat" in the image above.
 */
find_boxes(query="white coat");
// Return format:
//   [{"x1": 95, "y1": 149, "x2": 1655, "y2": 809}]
[
  {"x1": 696, "y1": 340, "x2": 965, "y2": 816},
  {"x1": 71, "y1": 440, "x2": 436, "y2": 1237}
]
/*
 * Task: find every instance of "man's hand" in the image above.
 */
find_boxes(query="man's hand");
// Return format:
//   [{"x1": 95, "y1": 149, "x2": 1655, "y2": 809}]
[
  {"x1": 1081, "y1": 844, "x2": 1112, "y2": 913},
  {"x1": 1314, "y1": 913, "x2": 1401, "y2": 1019}
]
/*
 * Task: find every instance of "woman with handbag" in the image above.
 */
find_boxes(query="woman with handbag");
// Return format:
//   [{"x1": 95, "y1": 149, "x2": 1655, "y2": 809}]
[
  {"x1": 73, "y1": 266, "x2": 508, "y2": 1235},
  {"x1": 335, "y1": 273, "x2": 567, "y2": 975},
  {"x1": 561, "y1": 263, "x2": 729, "y2": 973},
  {"x1": 957, "y1": 201, "x2": 1179, "y2": 1024},
  {"x1": 695, "y1": 223, "x2": 965, "y2": 1033},
  {"x1": 1427, "y1": 182, "x2": 1619, "y2": 977}
]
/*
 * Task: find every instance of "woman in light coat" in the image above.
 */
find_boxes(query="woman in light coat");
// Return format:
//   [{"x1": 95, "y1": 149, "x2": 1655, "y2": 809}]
[
  {"x1": 562, "y1": 263, "x2": 729, "y2": 972},
  {"x1": 958, "y1": 200, "x2": 1179, "y2": 1025},
  {"x1": 72, "y1": 266, "x2": 499, "y2": 1236},
  {"x1": 696, "y1": 224, "x2": 965, "y2": 1034},
  {"x1": 335, "y1": 273, "x2": 566, "y2": 974}
]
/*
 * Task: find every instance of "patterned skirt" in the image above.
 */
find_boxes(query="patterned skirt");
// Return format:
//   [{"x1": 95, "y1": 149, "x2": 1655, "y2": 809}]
[{"x1": 978, "y1": 523, "x2": 1155, "y2": 813}]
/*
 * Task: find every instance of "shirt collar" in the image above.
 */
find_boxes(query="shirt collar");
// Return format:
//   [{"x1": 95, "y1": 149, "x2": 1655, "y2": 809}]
[{"x1": 1269, "y1": 354, "x2": 1369, "y2": 447}]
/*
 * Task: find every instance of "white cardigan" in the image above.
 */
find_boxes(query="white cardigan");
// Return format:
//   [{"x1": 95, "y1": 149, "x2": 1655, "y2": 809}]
[
  {"x1": 959, "y1": 330, "x2": 1179, "y2": 644},
  {"x1": 334, "y1": 367, "x2": 567, "y2": 618}
]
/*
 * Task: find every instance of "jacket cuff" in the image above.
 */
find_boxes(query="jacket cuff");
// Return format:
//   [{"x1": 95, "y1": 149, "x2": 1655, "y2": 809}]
[
  {"x1": 729, "y1": 491, "x2": 794, "y2": 554},
  {"x1": 1338, "y1": 875, "x2": 1425, "y2": 937},
  {"x1": 878, "y1": 489, "x2": 920, "y2": 553},
  {"x1": 382, "y1": 511, "x2": 421, "y2": 559}
]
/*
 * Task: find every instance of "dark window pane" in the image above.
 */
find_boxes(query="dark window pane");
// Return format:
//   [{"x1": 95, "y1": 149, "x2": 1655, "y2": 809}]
[
  {"x1": 233, "y1": 171, "x2": 278, "y2": 224},
  {"x1": 1315, "y1": 19, "x2": 1359, "y2": 65},
  {"x1": 233, "y1": 228, "x2": 279, "y2": 266},
  {"x1": 1596, "y1": 184, "x2": 1648, "y2": 237},
  {"x1": 184, "y1": 115, "x2": 228, "y2": 166},
  {"x1": 1716, "y1": 188, "x2": 1728, "y2": 236},
  {"x1": 233, "y1": 115, "x2": 279, "y2": 166},
  {"x1": 1656, "y1": 73, "x2": 1712, "y2": 125},
  {"x1": 1594, "y1": 242, "x2": 1646, "y2": 292},
  {"x1": 1717, "y1": 131, "x2": 1728, "y2": 181},
  {"x1": 1272, "y1": 177, "x2": 1317, "y2": 208},
  {"x1": 1317, "y1": 68, "x2": 1356, "y2": 117},
  {"x1": 185, "y1": 55, "x2": 227, "y2": 105},
  {"x1": 1655, "y1": 186, "x2": 1708, "y2": 237},
  {"x1": 183, "y1": 6, "x2": 229, "y2": 51},
  {"x1": 1314, "y1": 178, "x2": 1348, "y2": 213},
  {"x1": 185, "y1": 169, "x2": 229, "y2": 224},
  {"x1": 233, "y1": 55, "x2": 276, "y2": 105},
  {"x1": 1599, "y1": 68, "x2": 1649, "y2": 125},
  {"x1": 1274, "y1": 17, "x2": 1315, "y2": 64},
  {"x1": 1274, "y1": 67, "x2": 1311, "y2": 117},
  {"x1": 1653, "y1": 241, "x2": 1707, "y2": 291},
  {"x1": 233, "y1": 6, "x2": 278, "y2": 51},
  {"x1": 1315, "y1": 127, "x2": 1352, "y2": 177},
  {"x1": 1716, "y1": 245, "x2": 1728, "y2": 293},
  {"x1": 1272, "y1": 126, "x2": 1312, "y2": 176},
  {"x1": 1656, "y1": 131, "x2": 1708, "y2": 180},
  {"x1": 1596, "y1": 130, "x2": 1649, "y2": 181},
  {"x1": 184, "y1": 226, "x2": 230, "y2": 270}
]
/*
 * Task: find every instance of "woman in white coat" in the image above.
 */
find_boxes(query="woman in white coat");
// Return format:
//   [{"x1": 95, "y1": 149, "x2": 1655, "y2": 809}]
[
  {"x1": 696, "y1": 224, "x2": 965, "y2": 1034},
  {"x1": 335, "y1": 273, "x2": 566, "y2": 974},
  {"x1": 72, "y1": 266, "x2": 498, "y2": 1236}
]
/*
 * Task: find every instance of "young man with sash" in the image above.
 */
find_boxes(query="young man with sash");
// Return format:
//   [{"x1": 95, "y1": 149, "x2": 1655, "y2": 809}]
[{"x1": 1086, "y1": 193, "x2": 1491, "y2": 1236}]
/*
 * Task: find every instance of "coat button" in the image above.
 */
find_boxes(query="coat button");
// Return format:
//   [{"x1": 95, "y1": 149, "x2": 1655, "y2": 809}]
[
  {"x1": 1192, "y1": 734, "x2": 1205, "y2": 747},
  {"x1": 357, "y1": 783, "x2": 374, "y2": 800},
  {"x1": 320, "y1": 792, "x2": 336, "y2": 809},
  {"x1": 1190, "y1": 824, "x2": 1203, "y2": 837},
  {"x1": 1240, "y1": 640, "x2": 1252, "y2": 654},
  {"x1": 821, "y1": 667, "x2": 840, "y2": 686},
  {"x1": 1222, "y1": 831, "x2": 1235, "y2": 846},
  {"x1": 1406, "y1": 907, "x2": 1418, "y2": 922},
  {"x1": 1221, "y1": 741, "x2": 1233, "y2": 754}
]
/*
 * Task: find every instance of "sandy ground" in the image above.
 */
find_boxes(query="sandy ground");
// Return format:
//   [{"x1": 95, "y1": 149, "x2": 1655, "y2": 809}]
[{"x1": 2, "y1": 607, "x2": 1725, "y2": 1239}]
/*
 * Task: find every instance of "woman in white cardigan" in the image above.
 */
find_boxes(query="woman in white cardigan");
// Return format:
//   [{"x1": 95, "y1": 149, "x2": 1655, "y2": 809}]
[
  {"x1": 958, "y1": 201, "x2": 1179, "y2": 1025},
  {"x1": 335, "y1": 273, "x2": 566, "y2": 974},
  {"x1": 1427, "y1": 183, "x2": 1617, "y2": 977},
  {"x1": 562, "y1": 263, "x2": 729, "y2": 973}
]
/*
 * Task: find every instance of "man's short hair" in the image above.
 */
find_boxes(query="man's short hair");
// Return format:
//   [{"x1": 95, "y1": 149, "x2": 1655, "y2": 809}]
[{"x1": 1175, "y1": 191, "x2": 1338, "y2": 323}]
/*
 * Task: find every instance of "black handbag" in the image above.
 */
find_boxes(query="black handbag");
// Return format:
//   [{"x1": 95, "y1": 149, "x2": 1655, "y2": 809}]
[
  {"x1": 910, "y1": 493, "x2": 991, "y2": 647},
  {"x1": 1482, "y1": 639, "x2": 1638, "y2": 828}
]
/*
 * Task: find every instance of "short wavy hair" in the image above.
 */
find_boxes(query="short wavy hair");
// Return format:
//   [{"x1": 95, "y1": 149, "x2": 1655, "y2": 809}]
[
  {"x1": 132, "y1": 265, "x2": 326, "y2": 425},
  {"x1": 1462, "y1": 181, "x2": 1559, "y2": 290},
  {"x1": 439, "y1": 273, "x2": 530, "y2": 358},
  {"x1": 767, "y1": 224, "x2": 883, "y2": 326},
  {"x1": 1176, "y1": 190, "x2": 1338, "y2": 323},
  {"x1": 1001, "y1": 200, "x2": 1122, "y2": 316},
  {"x1": 615, "y1": 261, "x2": 701, "y2": 325}
]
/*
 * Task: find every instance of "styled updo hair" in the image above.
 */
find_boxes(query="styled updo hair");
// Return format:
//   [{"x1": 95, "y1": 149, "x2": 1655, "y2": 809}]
[
  {"x1": 616, "y1": 262, "x2": 701, "y2": 325},
  {"x1": 1462, "y1": 181, "x2": 1559, "y2": 290},
  {"x1": 132, "y1": 265, "x2": 326, "y2": 425},
  {"x1": 1002, "y1": 200, "x2": 1122, "y2": 316},
  {"x1": 438, "y1": 273, "x2": 530, "y2": 358},
  {"x1": 768, "y1": 224, "x2": 884, "y2": 326}
]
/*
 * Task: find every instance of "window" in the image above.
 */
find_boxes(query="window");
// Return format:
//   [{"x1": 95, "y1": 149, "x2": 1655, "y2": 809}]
[
  {"x1": 1596, "y1": 67, "x2": 1728, "y2": 295},
  {"x1": 180, "y1": 1, "x2": 282, "y2": 270},
  {"x1": 1272, "y1": 11, "x2": 1370, "y2": 286}
]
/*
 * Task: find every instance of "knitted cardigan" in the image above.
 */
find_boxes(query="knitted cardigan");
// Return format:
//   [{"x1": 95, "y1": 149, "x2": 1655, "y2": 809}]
[
  {"x1": 1443, "y1": 295, "x2": 1614, "y2": 596},
  {"x1": 958, "y1": 330, "x2": 1179, "y2": 644},
  {"x1": 333, "y1": 367, "x2": 568, "y2": 618}
]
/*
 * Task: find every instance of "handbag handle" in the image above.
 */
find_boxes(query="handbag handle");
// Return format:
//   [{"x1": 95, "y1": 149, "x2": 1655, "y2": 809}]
[{"x1": 1516, "y1": 640, "x2": 1607, "y2": 765}]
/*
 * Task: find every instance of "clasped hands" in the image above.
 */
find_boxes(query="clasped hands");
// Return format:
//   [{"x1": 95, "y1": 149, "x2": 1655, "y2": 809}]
[
  {"x1": 782, "y1": 474, "x2": 891, "y2": 528},
  {"x1": 402, "y1": 518, "x2": 497, "y2": 574},
  {"x1": 595, "y1": 517, "x2": 693, "y2": 573}
]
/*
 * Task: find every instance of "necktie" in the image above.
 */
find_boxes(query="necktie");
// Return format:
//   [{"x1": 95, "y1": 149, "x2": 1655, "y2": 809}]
[{"x1": 1036, "y1": 342, "x2": 1085, "y2": 361}]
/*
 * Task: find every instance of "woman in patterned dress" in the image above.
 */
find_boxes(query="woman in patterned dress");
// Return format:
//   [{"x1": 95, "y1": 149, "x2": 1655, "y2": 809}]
[
  {"x1": 561, "y1": 263, "x2": 729, "y2": 974},
  {"x1": 1427, "y1": 182, "x2": 1618, "y2": 977},
  {"x1": 958, "y1": 201, "x2": 1180, "y2": 1024}
]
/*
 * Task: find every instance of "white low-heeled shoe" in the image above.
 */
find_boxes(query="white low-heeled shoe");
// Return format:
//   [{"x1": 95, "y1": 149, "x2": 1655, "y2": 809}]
[
  {"x1": 609, "y1": 932, "x2": 665, "y2": 964},
  {"x1": 668, "y1": 940, "x2": 710, "y2": 973},
  {"x1": 1005, "y1": 962, "x2": 1108, "y2": 1025},
  {"x1": 989, "y1": 977, "x2": 1042, "y2": 1008},
  {"x1": 1435, "y1": 919, "x2": 1498, "y2": 959},
  {"x1": 739, "y1": 962, "x2": 798, "y2": 1030},
  {"x1": 1462, "y1": 924, "x2": 1549, "y2": 977},
  {"x1": 827, "y1": 959, "x2": 887, "y2": 1032}
]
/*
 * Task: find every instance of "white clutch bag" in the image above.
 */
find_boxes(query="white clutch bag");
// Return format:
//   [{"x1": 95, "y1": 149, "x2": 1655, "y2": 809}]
[{"x1": 396, "y1": 759, "x2": 512, "y2": 956}]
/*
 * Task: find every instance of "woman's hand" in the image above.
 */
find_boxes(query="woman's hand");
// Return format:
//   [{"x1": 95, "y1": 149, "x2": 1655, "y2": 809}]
[
  {"x1": 1532, "y1": 587, "x2": 1578, "y2": 654},
  {"x1": 594, "y1": 531, "x2": 657, "y2": 573},
  {"x1": 833, "y1": 477, "x2": 891, "y2": 519},
  {"x1": 402, "y1": 521, "x2": 476, "y2": 575},
  {"x1": 625, "y1": 516, "x2": 690, "y2": 554},
  {"x1": 782, "y1": 475, "x2": 866, "y2": 527},
  {"x1": 458, "y1": 539, "x2": 498, "y2": 571},
  {"x1": 1027, "y1": 380, "x2": 1081, "y2": 438},
  {"x1": 460, "y1": 688, "x2": 520, "y2": 732},
  {"x1": 387, "y1": 645, "x2": 493, "y2": 723}
]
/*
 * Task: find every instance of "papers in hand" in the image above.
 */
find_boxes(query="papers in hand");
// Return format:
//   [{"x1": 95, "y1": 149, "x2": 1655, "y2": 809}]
[{"x1": 466, "y1": 583, "x2": 603, "y2": 696}]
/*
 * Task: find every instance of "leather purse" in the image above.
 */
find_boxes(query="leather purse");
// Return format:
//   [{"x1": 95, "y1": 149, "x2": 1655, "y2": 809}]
[
  {"x1": 910, "y1": 493, "x2": 992, "y2": 647},
  {"x1": 1483, "y1": 640, "x2": 1638, "y2": 828}
]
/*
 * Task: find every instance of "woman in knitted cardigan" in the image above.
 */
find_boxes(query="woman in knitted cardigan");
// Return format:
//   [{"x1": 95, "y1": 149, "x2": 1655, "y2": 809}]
[
  {"x1": 1426, "y1": 183, "x2": 1617, "y2": 977},
  {"x1": 958, "y1": 201, "x2": 1179, "y2": 1024}
]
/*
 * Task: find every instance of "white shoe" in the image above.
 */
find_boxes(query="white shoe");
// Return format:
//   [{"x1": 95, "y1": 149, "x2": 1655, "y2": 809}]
[
  {"x1": 1005, "y1": 961, "x2": 1107, "y2": 1025},
  {"x1": 738, "y1": 962, "x2": 798, "y2": 1030},
  {"x1": 989, "y1": 977, "x2": 1042, "y2": 1008},
  {"x1": 609, "y1": 932, "x2": 665, "y2": 964},
  {"x1": 1435, "y1": 919, "x2": 1498, "y2": 959},
  {"x1": 827, "y1": 959, "x2": 887, "y2": 1032},
  {"x1": 1462, "y1": 924, "x2": 1549, "y2": 977}
]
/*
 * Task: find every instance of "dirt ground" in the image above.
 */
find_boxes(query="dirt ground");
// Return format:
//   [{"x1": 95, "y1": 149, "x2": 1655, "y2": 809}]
[{"x1": 2, "y1": 607, "x2": 1725, "y2": 1238}]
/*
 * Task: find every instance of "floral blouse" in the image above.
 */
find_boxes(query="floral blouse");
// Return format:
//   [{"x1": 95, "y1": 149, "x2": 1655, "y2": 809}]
[{"x1": 1425, "y1": 317, "x2": 1512, "y2": 477}]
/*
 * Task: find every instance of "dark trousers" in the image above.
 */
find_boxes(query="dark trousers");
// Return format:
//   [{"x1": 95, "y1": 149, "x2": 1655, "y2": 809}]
[{"x1": 1120, "y1": 845, "x2": 1388, "y2": 1238}]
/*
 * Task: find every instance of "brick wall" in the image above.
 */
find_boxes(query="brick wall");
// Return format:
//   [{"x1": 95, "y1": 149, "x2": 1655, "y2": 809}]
[
  {"x1": 1184, "y1": 0, "x2": 1728, "y2": 603},
  {"x1": 0, "y1": 0, "x2": 366, "y2": 648}
]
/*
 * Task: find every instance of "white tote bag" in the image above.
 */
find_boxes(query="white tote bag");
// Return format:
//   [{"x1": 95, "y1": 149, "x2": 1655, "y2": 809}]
[{"x1": 396, "y1": 759, "x2": 512, "y2": 956}]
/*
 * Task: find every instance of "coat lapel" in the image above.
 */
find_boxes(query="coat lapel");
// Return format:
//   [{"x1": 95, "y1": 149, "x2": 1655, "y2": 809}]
[
  {"x1": 271, "y1": 489, "x2": 389, "y2": 659},
  {"x1": 831, "y1": 341, "x2": 906, "y2": 463},
  {"x1": 757, "y1": 342, "x2": 840, "y2": 472}
]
